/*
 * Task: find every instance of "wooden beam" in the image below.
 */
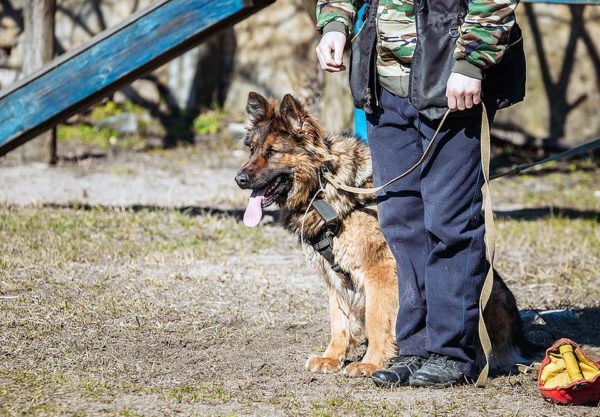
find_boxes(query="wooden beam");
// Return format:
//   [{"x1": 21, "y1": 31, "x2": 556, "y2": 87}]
[
  {"x1": 0, "y1": 0, "x2": 275, "y2": 156},
  {"x1": 18, "y1": 0, "x2": 57, "y2": 164}
]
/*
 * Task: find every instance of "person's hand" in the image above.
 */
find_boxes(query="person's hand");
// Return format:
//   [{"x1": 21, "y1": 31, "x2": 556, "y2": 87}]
[
  {"x1": 446, "y1": 72, "x2": 482, "y2": 111},
  {"x1": 316, "y1": 31, "x2": 347, "y2": 72}
]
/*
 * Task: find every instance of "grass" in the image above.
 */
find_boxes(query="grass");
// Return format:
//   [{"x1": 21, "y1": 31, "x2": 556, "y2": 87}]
[
  {"x1": 491, "y1": 160, "x2": 598, "y2": 211},
  {"x1": 495, "y1": 216, "x2": 599, "y2": 307},
  {"x1": 490, "y1": 160, "x2": 599, "y2": 307},
  {"x1": 0, "y1": 207, "x2": 280, "y2": 269},
  {"x1": 168, "y1": 384, "x2": 231, "y2": 403},
  {"x1": 0, "y1": 164, "x2": 598, "y2": 416}
]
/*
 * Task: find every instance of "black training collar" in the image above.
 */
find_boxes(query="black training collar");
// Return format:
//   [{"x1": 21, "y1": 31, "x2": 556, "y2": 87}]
[{"x1": 307, "y1": 199, "x2": 354, "y2": 290}]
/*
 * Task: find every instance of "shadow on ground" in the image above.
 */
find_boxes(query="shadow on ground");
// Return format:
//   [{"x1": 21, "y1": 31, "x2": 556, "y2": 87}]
[
  {"x1": 40, "y1": 202, "x2": 600, "y2": 223},
  {"x1": 496, "y1": 207, "x2": 599, "y2": 221},
  {"x1": 39, "y1": 202, "x2": 285, "y2": 223},
  {"x1": 521, "y1": 307, "x2": 600, "y2": 349}
]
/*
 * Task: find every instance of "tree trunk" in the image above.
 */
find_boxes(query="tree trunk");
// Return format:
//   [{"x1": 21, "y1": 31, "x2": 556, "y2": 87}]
[{"x1": 19, "y1": 0, "x2": 57, "y2": 164}]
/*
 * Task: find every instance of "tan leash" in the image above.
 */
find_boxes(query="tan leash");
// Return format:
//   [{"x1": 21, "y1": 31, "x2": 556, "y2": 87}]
[
  {"x1": 322, "y1": 103, "x2": 600, "y2": 386},
  {"x1": 491, "y1": 137, "x2": 600, "y2": 180},
  {"x1": 322, "y1": 105, "x2": 496, "y2": 387},
  {"x1": 321, "y1": 109, "x2": 452, "y2": 194},
  {"x1": 517, "y1": 362, "x2": 542, "y2": 375},
  {"x1": 475, "y1": 103, "x2": 494, "y2": 388}
]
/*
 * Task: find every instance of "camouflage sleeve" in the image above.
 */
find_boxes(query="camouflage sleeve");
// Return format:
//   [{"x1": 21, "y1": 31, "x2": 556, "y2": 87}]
[
  {"x1": 453, "y1": 0, "x2": 519, "y2": 78},
  {"x1": 316, "y1": 1, "x2": 362, "y2": 35}
]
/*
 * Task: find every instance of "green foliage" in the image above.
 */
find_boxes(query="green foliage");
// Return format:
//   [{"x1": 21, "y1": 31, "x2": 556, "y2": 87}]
[
  {"x1": 57, "y1": 99, "x2": 150, "y2": 150},
  {"x1": 90, "y1": 99, "x2": 146, "y2": 122},
  {"x1": 57, "y1": 124, "x2": 119, "y2": 149},
  {"x1": 193, "y1": 109, "x2": 223, "y2": 136}
]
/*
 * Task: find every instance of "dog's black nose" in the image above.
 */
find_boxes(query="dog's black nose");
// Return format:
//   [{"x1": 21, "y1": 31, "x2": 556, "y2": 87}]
[{"x1": 236, "y1": 171, "x2": 251, "y2": 188}]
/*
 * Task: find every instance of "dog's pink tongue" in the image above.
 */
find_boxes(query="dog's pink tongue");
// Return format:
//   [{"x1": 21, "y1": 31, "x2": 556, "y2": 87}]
[{"x1": 243, "y1": 188, "x2": 266, "y2": 227}]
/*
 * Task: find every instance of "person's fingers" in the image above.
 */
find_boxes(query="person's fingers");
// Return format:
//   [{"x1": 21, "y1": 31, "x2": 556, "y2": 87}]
[
  {"x1": 316, "y1": 47, "x2": 330, "y2": 70},
  {"x1": 472, "y1": 91, "x2": 482, "y2": 106},
  {"x1": 316, "y1": 44, "x2": 339, "y2": 72},
  {"x1": 317, "y1": 43, "x2": 346, "y2": 72},
  {"x1": 322, "y1": 43, "x2": 337, "y2": 68},
  {"x1": 464, "y1": 92, "x2": 474, "y2": 109},
  {"x1": 447, "y1": 94, "x2": 457, "y2": 110},
  {"x1": 455, "y1": 93, "x2": 466, "y2": 111},
  {"x1": 333, "y1": 41, "x2": 344, "y2": 66},
  {"x1": 316, "y1": 33, "x2": 348, "y2": 72}
]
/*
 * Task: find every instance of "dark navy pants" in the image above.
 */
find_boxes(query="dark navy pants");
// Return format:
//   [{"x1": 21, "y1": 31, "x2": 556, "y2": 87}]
[{"x1": 367, "y1": 88, "x2": 496, "y2": 379}]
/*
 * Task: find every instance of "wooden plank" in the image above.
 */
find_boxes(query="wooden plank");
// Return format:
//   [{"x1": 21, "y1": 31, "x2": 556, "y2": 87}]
[{"x1": 0, "y1": 0, "x2": 275, "y2": 156}]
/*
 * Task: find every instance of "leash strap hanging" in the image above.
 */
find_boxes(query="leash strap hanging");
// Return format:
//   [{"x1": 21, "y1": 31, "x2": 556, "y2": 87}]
[
  {"x1": 322, "y1": 109, "x2": 452, "y2": 194},
  {"x1": 490, "y1": 138, "x2": 600, "y2": 181},
  {"x1": 517, "y1": 362, "x2": 542, "y2": 375},
  {"x1": 475, "y1": 103, "x2": 494, "y2": 388},
  {"x1": 324, "y1": 118, "x2": 600, "y2": 194}
]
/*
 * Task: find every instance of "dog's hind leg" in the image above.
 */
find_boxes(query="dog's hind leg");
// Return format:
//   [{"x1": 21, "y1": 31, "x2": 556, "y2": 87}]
[
  {"x1": 306, "y1": 286, "x2": 350, "y2": 374},
  {"x1": 343, "y1": 265, "x2": 398, "y2": 377}
]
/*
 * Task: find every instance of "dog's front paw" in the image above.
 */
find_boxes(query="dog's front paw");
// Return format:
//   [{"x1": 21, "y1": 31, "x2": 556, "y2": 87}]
[
  {"x1": 305, "y1": 356, "x2": 343, "y2": 374},
  {"x1": 342, "y1": 362, "x2": 379, "y2": 378}
]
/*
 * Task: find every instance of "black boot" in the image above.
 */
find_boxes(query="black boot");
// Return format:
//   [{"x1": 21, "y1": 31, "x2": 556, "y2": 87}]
[
  {"x1": 408, "y1": 354, "x2": 466, "y2": 388},
  {"x1": 372, "y1": 356, "x2": 425, "y2": 388}
]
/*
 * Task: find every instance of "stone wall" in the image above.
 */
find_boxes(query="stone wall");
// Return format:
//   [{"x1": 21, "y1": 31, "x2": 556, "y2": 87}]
[
  {"x1": 223, "y1": 0, "x2": 354, "y2": 132},
  {"x1": 1, "y1": 1, "x2": 598, "y2": 148}
]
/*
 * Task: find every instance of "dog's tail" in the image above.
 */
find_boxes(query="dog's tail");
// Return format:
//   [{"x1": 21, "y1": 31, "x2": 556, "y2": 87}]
[
  {"x1": 483, "y1": 271, "x2": 546, "y2": 372},
  {"x1": 487, "y1": 326, "x2": 544, "y2": 372},
  {"x1": 512, "y1": 324, "x2": 546, "y2": 365}
]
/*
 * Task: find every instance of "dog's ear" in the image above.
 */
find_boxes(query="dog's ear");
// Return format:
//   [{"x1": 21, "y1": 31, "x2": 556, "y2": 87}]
[
  {"x1": 280, "y1": 94, "x2": 305, "y2": 131},
  {"x1": 246, "y1": 92, "x2": 269, "y2": 123}
]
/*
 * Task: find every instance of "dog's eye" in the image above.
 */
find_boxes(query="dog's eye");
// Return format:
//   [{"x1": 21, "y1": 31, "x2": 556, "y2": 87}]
[{"x1": 265, "y1": 147, "x2": 278, "y2": 158}]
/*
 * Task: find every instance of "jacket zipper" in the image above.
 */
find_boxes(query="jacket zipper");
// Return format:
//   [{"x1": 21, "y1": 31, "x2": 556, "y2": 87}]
[
  {"x1": 409, "y1": 0, "x2": 419, "y2": 104},
  {"x1": 370, "y1": 0, "x2": 379, "y2": 109},
  {"x1": 372, "y1": 45, "x2": 379, "y2": 108}
]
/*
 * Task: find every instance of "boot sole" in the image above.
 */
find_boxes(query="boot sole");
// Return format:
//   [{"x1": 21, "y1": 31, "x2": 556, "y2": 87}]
[
  {"x1": 409, "y1": 378, "x2": 465, "y2": 389},
  {"x1": 372, "y1": 375, "x2": 409, "y2": 388}
]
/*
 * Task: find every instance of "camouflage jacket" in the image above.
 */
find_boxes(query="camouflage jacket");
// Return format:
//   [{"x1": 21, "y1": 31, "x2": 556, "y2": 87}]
[{"x1": 316, "y1": 0, "x2": 519, "y2": 97}]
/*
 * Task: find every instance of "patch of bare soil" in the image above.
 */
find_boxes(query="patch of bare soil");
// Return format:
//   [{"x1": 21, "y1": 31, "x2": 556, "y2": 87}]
[{"x1": 0, "y1": 143, "x2": 598, "y2": 416}]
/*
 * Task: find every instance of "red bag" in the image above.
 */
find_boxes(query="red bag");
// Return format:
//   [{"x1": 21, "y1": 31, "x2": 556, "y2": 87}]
[{"x1": 538, "y1": 338, "x2": 600, "y2": 405}]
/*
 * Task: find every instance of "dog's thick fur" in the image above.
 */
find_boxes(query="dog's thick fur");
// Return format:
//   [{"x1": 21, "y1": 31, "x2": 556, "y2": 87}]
[{"x1": 236, "y1": 92, "x2": 535, "y2": 378}]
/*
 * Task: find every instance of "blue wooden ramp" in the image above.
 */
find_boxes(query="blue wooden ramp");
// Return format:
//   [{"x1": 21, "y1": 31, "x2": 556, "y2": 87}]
[{"x1": 0, "y1": 0, "x2": 275, "y2": 156}]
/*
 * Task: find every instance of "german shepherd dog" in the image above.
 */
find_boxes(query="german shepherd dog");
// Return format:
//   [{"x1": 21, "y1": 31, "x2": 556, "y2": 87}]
[{"x1": 235, "y1": 92, "x2": 535, "y2": 378}]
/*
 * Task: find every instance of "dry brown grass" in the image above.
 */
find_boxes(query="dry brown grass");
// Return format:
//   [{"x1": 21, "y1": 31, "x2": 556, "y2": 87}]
[{"x1": 0, "y1": 158, "x2": 598, "y2": 416}]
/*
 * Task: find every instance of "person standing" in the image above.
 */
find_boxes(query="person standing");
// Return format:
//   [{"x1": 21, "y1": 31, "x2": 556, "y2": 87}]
[{"x1": 315, "y1": 0, "x2": 525, "y2": 387}]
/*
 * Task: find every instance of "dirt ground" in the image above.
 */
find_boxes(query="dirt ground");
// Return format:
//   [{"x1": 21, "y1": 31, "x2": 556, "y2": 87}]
[{"x1": 1, "y1": 140, "x2": 599, "y2": 417}]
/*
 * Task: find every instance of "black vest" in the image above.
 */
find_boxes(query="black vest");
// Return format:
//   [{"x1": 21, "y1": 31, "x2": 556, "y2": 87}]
[{"x1": 350, "y1": 0, "x2": 526, "y2": 120}]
